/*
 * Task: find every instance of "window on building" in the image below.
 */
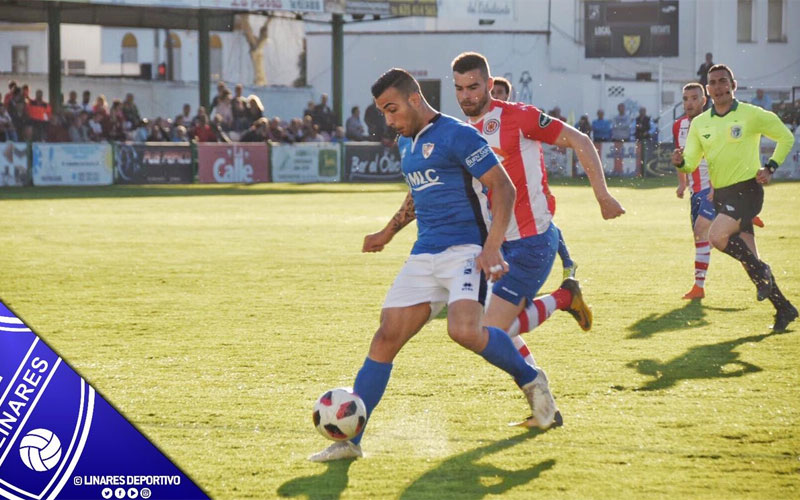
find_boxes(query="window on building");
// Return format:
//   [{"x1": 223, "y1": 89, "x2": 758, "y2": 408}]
[
  {"x1": 165, "y1": 32, "x2": 182, "y2": 81},
  {"x1": 767, "y1": 0, "x2": 786, "y2": 42},
  {"x1": 210, "y1": 34, "x2": 223, "y2": 82},
  {"x1": 737, "y1": 0, "x2": 753, "y2": 42},
  {"x1": 121, "y1": 33, "x2": 138, "y2": 63},
  {"x1": 67, "y1": 60, "x2": 86, "y2": 76},
  {"x1": 12, "y1": 46, "x2": 28, "y2": 73}
]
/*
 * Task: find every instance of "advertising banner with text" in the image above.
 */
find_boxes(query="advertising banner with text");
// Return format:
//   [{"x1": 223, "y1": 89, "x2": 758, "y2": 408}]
[
  {"x1": 115, "y1": 143, "x2": 194, "y2": 185},
  {"x1": 271, "y1": 143, "x2": 340, "y2": 183},
  {"x1": 196, "y1": 143, "x2": 270, "y2": 184},
  {"x1": 32, "y1": 143, "x2": 113, "y2": 186},
  {"x1": 342, "y1": 142, "x2": 402, "y2": 182},
  {"x1": 0, "y1": 142, "x2": 30, "y2": 187}
]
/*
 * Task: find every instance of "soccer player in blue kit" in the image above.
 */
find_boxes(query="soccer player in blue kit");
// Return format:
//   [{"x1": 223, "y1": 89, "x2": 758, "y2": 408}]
[{"x1": 309, "y1": 68, "x2": 556, "y2": 462}]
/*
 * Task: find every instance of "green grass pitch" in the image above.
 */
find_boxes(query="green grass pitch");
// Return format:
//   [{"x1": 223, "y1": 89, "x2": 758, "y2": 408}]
[{"x1": 1, "y1": 178, "x2": 798, "y2": 499}]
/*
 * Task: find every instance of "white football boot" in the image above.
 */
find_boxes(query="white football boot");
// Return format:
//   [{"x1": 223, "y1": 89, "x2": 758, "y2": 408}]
[
  {"x1": 308, "y1": 441, "x2": 363, "y2": 462},
  {"x1": 520, "y1": 369, "x2": 557, "y2": 430}
]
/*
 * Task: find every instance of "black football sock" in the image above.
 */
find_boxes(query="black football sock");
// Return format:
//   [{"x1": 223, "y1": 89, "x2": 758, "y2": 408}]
[
  {"x1": 722, "y1": 234, "x2": 764, "y2": 284},
  {"x1": 768, "y1": 281, "x2": 791, "y2": 311}
]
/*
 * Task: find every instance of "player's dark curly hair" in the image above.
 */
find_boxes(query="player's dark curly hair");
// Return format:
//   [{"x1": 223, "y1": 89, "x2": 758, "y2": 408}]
[
  {"x1": 371, "y1": 68, "x2": 420, "y2": 99},
  {"x1": 451, "y1": 52, "x2": 490, "y2": 79}
]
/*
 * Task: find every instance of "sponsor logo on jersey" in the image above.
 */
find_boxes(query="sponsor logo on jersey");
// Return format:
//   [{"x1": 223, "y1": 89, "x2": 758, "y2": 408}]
[
  {"x1": 422, "y1": 143, "x2": 435, "y2": 159},
  {"x1": 730, "y1": 125, "x2": 742, "y2": 139},
  {"x1": 538, "y1": 113, "x2": 553, "y2": 128},
  {"x1": 465, "y1": 145, "x2": 492, "y2": 168},
  {"x1": 405, "y1": 168, "x2": 444, "y2": 191},
  {"x1": 484, "y1": 119, "x2": 500, "y2": 135}
]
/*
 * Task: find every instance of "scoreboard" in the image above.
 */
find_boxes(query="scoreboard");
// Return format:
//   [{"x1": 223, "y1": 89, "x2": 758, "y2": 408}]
[{"x1": 584, "y1": 0, "x2": 679, "y2": 58}]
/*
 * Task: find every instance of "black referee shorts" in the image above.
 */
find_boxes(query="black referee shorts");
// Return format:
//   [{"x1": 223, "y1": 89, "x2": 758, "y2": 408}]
[{"x1": 713, "y1": 178, "x2": 764, "y2": 234}]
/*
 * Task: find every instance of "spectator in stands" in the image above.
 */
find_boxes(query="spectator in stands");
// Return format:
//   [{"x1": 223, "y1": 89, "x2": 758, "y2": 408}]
[
  {"x1": 64, "y1": 91, "x2": 82, "y2": 115},
  {"x1": 133, "y1": 118, "x2": 149, "y2": 142},
  {"x1": 122, "y1": 93, "x2": 141, "y2": 129},
  {"x1": 45, "y1": 112, "x2": 70, "y2": 143},
  {"x1": 750, "y1": 89, "x2": 773, "y2": 110},
  {"x1": 286, "y1": 118, "x2": 303, "y2": 143},
  {"x1": 611, "y1": 103, "x2": 632, "y2": 141},
  {"x1": 246, "y1": 95, "x2": 264, "y2": 123},
  {"x1": 313, "y1": 94, "x2": 335, "y2": 133},
  {"x1": 575, "y1": 114, "x2": 592, "y2": 136},
  {"x1": 3, "y1": 81, "x2": 16, "y2": 108},
  {"x1": 345, "y1": 105, "x2": 367, "y2": 141},
  {"x1": 172, "y1": 125, "x2": 189, "y2": 142},
  {"x1": 20, "y1": 124, "x2": 34, "y2": 143},
  {"x1": 364, "y1": 101, "x2": 385, "y2": 141},
  {"x1": 0, "y1": 102, "x2": 16, "y2": 142},
  {"x1": 697, "y1": 52, "x2": 713, "y2": 87},
  {"x1": 8, "y1": 88, "x2": 26, "y2": 139},
  {"x1": 69, "y1": 111, "x2": 91, "y2": 143},
  {"x1": 81, "y1": 90, "x2": 93, "y2": 114},
  {"x1": 634, "y1": 107, "x2": 651, "y2": 141},
  {"x1": 231, "y1": 97, "x2": 249, "y2": 132},
  {"x1": 26, "y1": 89, "x2": 51, "y2": 141},
  {"x1": 305, "y1": 124, "x2": 325, "y2": 142},
  {"x1": 88, "y1": 112, "x2": 105, "y2": 141},
  {"x1": 107, "y1": 99, "x2": 126, "y2": 141},
  {"x1": 592, "y1": 109, "x2": 611, "y2": 142},
  {"x1": 93, "y1": 95, "x2": 109, "y2": 118},
  {"x1": 181, "y1": 103, "x2": 192, "y2": 122},
  {"x1": 302, "y1": 100, "x2": 315, "y2": 122},
  {"x1": 240, "y1": 117, "x2": 269, "y2": 142},
  {"x1": 210, "y1": 81, "x2": 228, "y2": 110},
  {"x1": 211, "y1": 114, "x2": 232, "y2": 143},
  {"x1": 330, "y1": 125, "x2": 347, "y2": 143},
  {"x1": 548, "y1": 106, "x2": 566, "y2": 122},
  {"x1": 211, "y1": 90, "x2": 233, "y2": 130}
]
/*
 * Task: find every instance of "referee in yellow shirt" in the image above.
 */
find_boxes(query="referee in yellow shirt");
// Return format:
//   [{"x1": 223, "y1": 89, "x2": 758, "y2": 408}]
[{"x1": 672, "y1": 64, "x2": 796, "y2": 331}]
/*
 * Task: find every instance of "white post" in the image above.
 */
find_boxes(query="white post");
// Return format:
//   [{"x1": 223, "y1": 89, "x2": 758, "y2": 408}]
[
  {"x1": 600, "y1": 57, "x2": 606, "y2": 112},
  {"x1": 658, "y1": 57, "x2": 663, "y2": 117}
]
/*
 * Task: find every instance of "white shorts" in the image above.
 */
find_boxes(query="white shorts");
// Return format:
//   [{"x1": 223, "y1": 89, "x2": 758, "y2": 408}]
[{"x1": 383, "y1": 244, "x2": 488, "y2": 316}]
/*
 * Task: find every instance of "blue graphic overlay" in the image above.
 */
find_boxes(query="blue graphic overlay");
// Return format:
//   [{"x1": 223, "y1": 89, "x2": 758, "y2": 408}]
[{"x1": 0, "y1": 302, "x2": 208, "y2": 500}]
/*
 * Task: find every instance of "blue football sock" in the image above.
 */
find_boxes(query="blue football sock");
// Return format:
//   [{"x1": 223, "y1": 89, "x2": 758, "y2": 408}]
[
  {"x1": 556, "y1": 226, "x2": 574, "y2": 268},
  {"x1": 351, "y1": 357, "x2": 392, "y2": 445},
  {"x1": 479, "y1": 326, "x2": 538, "y2": 387}
]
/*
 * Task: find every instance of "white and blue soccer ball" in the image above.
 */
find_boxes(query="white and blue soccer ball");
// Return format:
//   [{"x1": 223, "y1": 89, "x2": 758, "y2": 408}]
[{"x1": 313, "y1": 388, "x2": 367, "y2": 441}]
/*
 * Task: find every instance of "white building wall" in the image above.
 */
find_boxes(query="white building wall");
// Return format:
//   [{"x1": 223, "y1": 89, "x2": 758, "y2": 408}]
[
  {"x1": 306, "y1": 0, "x2": 799, "y2": 136},
  {"x1": 0, "y1": 25, "x2": 49, "y2": 73}
]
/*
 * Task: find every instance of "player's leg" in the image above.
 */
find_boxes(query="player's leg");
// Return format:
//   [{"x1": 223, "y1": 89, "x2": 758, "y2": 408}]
[
  {"x1": 482, "y1": 293, "x2": 537, "y2": 366},
  {"x1": 684, "y1": 214, "x2": 713, "y2": 299},
  {"x1": 554, "y1": 224, "x2": 577, "y2": 279},
  {"x1": 309, "y1": 304, "x2": 429, "y2": 462},
  {"x1": 447, "y1": 299, "x2": 556, "y2": 429},
  {"x1": 710, "y1": 181, "x2": 773, "y2": 301}
]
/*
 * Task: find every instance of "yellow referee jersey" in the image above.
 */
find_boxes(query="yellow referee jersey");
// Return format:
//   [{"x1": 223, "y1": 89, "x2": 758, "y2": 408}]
[{"x1": 678, "y1": 100, "x2": 795, "y2": 189}]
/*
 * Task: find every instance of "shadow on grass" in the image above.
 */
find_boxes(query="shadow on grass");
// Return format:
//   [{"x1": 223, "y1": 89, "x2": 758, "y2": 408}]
[
  {"x1": 627, "y1": 331, "x2": 783, "y2": 391},
  {"x1": 0, "y1": 183, "x2": 406, "y2": 200},
  {"x1": 399, "y1": 431, "x2": 556, "y2": 500},
  {"x1": 276, "y1": 457, "x2": 356, "y2": 500},
  {"x1": 627, "y1": 300, "x2": 746, "y2": 339}
]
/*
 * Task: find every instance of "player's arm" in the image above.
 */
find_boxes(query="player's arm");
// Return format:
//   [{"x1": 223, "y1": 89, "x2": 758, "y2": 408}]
[
  {"x1": 553, "y1": 124, "x2": 625, "y2": 219},
  {"x1": 476, "y1": 164, "x2": 515, "y2": 281},
  {"x1": 362, "y1": 190, "x2": 415, "y2": 253},
  {"x1": 755, "y1": 108, "x2": 795, "y2": 184},
  {"x1": 674, "y1": 121, "x2": 702, "y2": 173},
  {"x1": 673, "y1": 120, "x2": 688, "y2": 198}
]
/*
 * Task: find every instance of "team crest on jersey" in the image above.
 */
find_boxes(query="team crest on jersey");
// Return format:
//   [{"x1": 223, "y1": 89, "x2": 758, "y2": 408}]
[
  {"x1": 484, "y1": 118, "x2": 500, "y2": 135},
  {"x1": 422, "y1": 143, "x2": 435, "y2": 159},
  {"x1": 538, "y1": 113, "x2": 553, "y2": 128},
  {"x1": 730, "y1": 124, "x2": 742, "y2": 139}
]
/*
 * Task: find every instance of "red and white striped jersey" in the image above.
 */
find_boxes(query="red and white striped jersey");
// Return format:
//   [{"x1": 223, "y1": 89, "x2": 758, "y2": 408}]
[
  {"x1": 673, "y1": 115, "x2": 710, "y2": 194},
  {"x1": 468, "y1": 100, "x2": 563, "y2": 240}
]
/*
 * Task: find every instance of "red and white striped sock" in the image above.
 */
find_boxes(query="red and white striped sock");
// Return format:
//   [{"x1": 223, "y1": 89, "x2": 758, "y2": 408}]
[
  {"x1": 694, "y1": 241, "x2": 711, "y2": 288},
  {"x1": 507, "y1": 289, "x2": 571, "y2": 336},
  {"x1": 511, "y1": 335, "x2": 537, "y2": 368}
]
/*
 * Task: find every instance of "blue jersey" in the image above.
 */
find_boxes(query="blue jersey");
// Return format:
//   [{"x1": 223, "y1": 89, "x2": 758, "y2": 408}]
[{"x1": 398, "y1": 113, "x2": 500, "y2": 254}]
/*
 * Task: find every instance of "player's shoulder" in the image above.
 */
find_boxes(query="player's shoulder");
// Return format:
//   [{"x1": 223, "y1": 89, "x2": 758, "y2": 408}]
[
  {"x1": 495, "y1": 99, "x2": 542, "y2": 116},
  {"x1": 435, "y1": 113, "x2": 484, "y2": 138}
]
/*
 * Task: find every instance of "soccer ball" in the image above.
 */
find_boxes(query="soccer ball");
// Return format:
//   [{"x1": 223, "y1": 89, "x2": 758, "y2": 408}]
[{"x1": 313, "y1": 388, "x2": 367, "y2": 441}]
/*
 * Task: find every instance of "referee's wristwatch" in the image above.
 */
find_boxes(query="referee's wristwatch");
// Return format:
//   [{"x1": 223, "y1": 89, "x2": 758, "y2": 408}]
[{"x1": 764, "y1": 159, "x2": 779, "y2": 174}]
